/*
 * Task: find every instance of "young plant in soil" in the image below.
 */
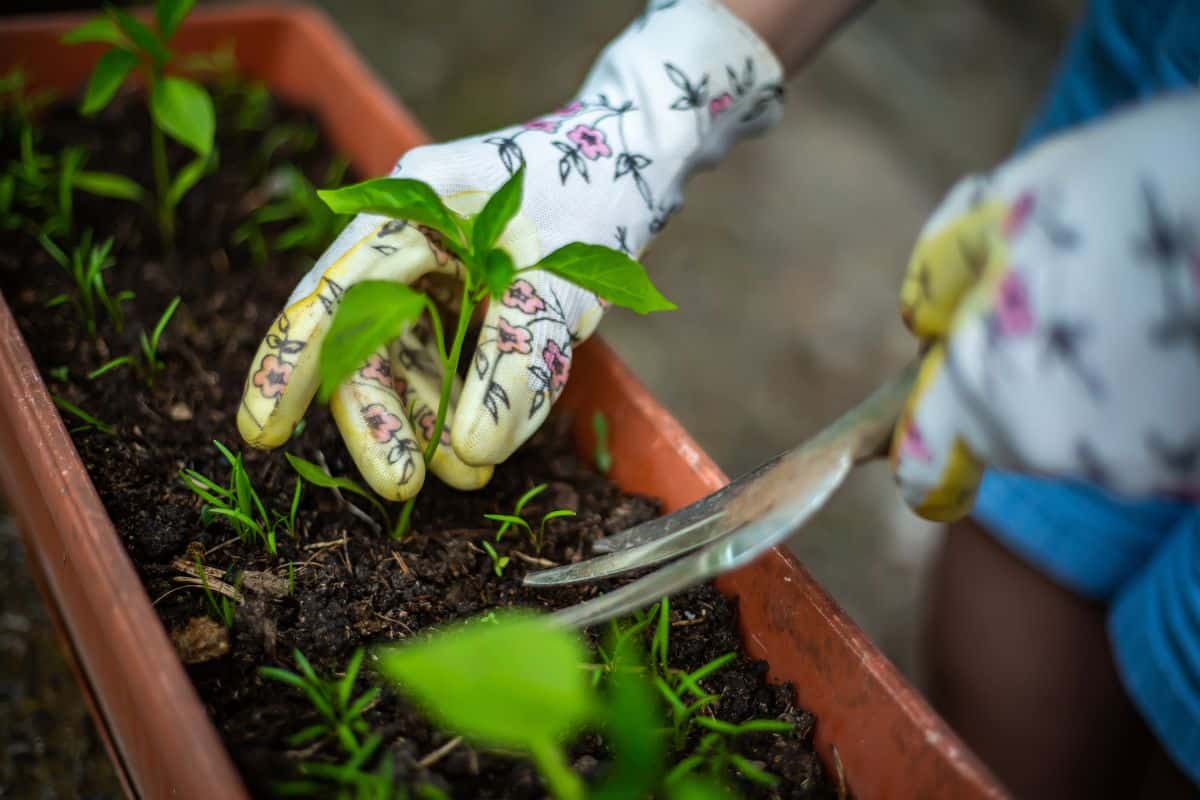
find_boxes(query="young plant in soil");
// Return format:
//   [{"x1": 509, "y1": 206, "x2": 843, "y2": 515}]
[
  {"x1": 1, "y1": 68, "x2": 144, "y2": 239},
  {"x1": 38, "y1": 230, "x2": 132, "y2": 339},
  {"x1": 180, "y1": 440, "x2": 303, "y2": 555},
  {"x1": 374, "y1": 608, "x2": 792, "y2": 799},
  {"x1": 318, "y1": 166, "x2": 674, "y2": 537},
  {"x1": 87, "y1": 295, "x2": 180, "y2": 387},
  {"x1": 484, "y1": 482, "x2": 577, "y2": 553},
  {"x1": 63, "y1": 0, "x2": 216, "y2": 245}
]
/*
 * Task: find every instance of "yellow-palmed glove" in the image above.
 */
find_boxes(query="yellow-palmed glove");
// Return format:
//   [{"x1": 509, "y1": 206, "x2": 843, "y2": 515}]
[
  {"x1": 891, "y1": 90, "x2": 1200, "y2": 521},
  {"x1": 237, "y1": 0, "x2": 783, "y2": 501}
]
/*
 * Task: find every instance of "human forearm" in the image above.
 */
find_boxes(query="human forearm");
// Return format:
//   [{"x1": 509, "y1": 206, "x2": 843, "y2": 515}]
[{"x1": 722, "y1": 0, "x2": 872, "y2": 75}]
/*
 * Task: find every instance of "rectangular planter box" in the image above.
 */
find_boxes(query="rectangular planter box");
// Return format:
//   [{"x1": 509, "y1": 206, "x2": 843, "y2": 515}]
[{"x1": 0, "y1": 6, "x2": 1007, "y2": 799}]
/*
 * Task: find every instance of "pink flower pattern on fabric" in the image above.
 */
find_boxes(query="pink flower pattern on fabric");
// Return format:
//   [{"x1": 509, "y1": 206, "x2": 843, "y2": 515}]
[
  {"x1": 502, "y1": 279, "x2": 546, "y2": 315},
  {"x1": 555, "y1": 101, "x2": 583, "y2": 116},
  {"x1": 496, "y1": 318, "x2": 533, "y2": 355},
  {"x1": 359, "y1": 353, "x2": 392, "y2": 386},
  {"x1": 900, "y1": 420, "x2": 933, "y2": 463},
  {"x1": 566, "y1": 125, "x2": 611, "y2": 160},
  {"x1": 362, "y1": 403, "x2": 403, "y2": 444},
  {"x1": 996, "y1": 271, "x2": 1034, "y2": 335},
  {"x1": 1004, "y1": 191, "x2": 1035, "y2": 237},
  {"x1": 542, "y1": 341, "x2": 571, "y2": 392},
  {"x1": 708, "y1": 92, "x2": 733, "y2": 118},
  {"x1": 522, "y1": 119, "x2": 559, "y2": 133},
  {"x1": 417, "y1": 410, "x2": 452, "y2": 446},
  {"x1": 253, "y1": 355, "x2": 292, "y2": 399}
]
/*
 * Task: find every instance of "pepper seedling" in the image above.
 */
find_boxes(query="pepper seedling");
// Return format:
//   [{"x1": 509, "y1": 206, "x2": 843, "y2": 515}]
[
  {"x1": 63, "y1": 0, "x2": 216, "y2": 245},
  {"x1": 316, "y1": 166, "x2": 675, "y2": 537}
]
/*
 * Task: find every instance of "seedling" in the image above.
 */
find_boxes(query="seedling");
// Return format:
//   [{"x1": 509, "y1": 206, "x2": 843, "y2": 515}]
[
  {"x1": 316, "y1": 167, "x2": 675, "y2": 537},
  {"x1": 195, "y1": 558, "x2": 239, "y2": 628},
  {"x1": 63, "y1": 0, "x2": 217, "y2": 244},
  {"x1": 666, "y1": 716, "x2": 794, "y2": 789},
  {"x1": 260, "y1": 648, "x2": 380, "y2": 756},
  {"x1": 286, "y1": 453, "x2": 390, "y2": 531},
  {"x1": 592, "y1": 411, "x2": 613, "y2": 475},
  {"x1": 483, "y1": 484, "x2": 577, "y2": 553},
  {"x1": 277, "y1": 734, "x2": 402, "y2": 799},
  {"x1": 52, "y1": 394, "x2": 113, "y2": 435},
  {"x1": 180, "y1": 439, "x2": 299, "y2": 555},
  {"x1": 234, "y1": 161, "x2": 351, "y2": 265},
  {"x1": 39, "y1": 230, "x2": 134, "y2": 338},
  {"x1": 88, "y1": 295, "x2": 180, "y2": 387},
  {"x1": 1, "y1": 68, "x2": 142, "y2": 238},
  {"x1": 480, "y1": 540, "x2": 509, "y2": 577}
]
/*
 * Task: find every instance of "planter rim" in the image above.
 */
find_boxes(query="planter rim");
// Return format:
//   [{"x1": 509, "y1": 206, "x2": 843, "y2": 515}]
[{"x1": 0, "y1": 6, "x2": 1008, "y2": 799}]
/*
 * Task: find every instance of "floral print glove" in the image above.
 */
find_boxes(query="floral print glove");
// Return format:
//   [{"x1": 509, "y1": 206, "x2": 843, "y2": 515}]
[
  {"x1": 238, "y1": 0, "x2": 784, "y2": 500},
  {"x1": 891, "y1": 90, "x2": 1200, "y2": 521}
]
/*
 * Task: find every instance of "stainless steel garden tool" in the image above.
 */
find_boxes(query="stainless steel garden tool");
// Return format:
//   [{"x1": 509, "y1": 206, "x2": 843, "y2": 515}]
[{"x1": 526, "y1": 361, "x2": 919, "y2": 629}]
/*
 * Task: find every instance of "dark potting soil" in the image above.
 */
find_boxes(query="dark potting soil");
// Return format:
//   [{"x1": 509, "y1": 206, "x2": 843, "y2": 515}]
[{"x1": 0, "y1": 92, "x2": 835, "y2": 799}]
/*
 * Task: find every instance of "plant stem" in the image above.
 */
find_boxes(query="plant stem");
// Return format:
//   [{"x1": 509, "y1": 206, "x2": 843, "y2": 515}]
[
  {"x1": 529, "y1": 739, "x2": 584, "y2": 800},
  {"x1": 425, "y1": 279, "x2": 475, "y2": 464},
  {"x1": 392, "y1": 281, "x2": 477, "y2": 540},
  {"x1": 150, "y1": 120, "x2": 174, "y2": 247}
]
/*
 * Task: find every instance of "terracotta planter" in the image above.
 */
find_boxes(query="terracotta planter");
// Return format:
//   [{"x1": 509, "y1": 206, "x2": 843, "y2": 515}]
[{"x1": 0, "y1": 6, "x2": 1007, "y2": 799}]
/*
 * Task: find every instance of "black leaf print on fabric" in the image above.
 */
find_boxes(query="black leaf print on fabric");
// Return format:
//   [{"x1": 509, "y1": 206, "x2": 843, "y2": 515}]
[
  {"x1": 483, "y1": 382, "x2": 510, "y2": 423},
  {"x1": 528, "y1": 364, "x2": 551, "y2": 419},
  {"x1": 1041, "y1": 318, "x2": 1105, "y2": 400},
  {"x1": 1134, "y1": 179, "x2": 1194, "y2": 272},
  {"x1": 372, "y1": 244, "x2": 398, "y2": 256},
  {"x1": 614, "y1": 152, "x2": 654, "y2": 209},
  {"x1": 1145, "y1": 430, "x2": 1200, "y2": 475},
  {"x1": 379, "y1": 219, "x2": 408, "y2": 237},
  {"x1": 740, "y1": 82, "x2": 784, "y2": 124},
  {"x1": 1150, "y1": 312, "x2": 1200, "y2": 358},
  {"x1": 485, "y1": 135, "x2": 526, "y2": 176},
  {"x1": 317, "y1": 277, "x2": 345, "y2": 315},
  {"x1": 552, "y1": 141, "x2": 590, "y2": 184},
  {"x1": 1134, "y1": 179, "x2": 1200, "y2": 358},
  {"x1": 727, "y1": 58, "x2": 754, "y2": 97},
  {"x1": 265, "y1": 312, "x2": 306, "y2": 356},
  {"x1": 665, "y1": 63, "x2": 709, "y2": 112},
  {"x1": 615, "y1": 226, "x2": 631, "y2": 255},
  {"x1": 474, "y1": 349, "x2": 489, "y2": 380},
  {"x1": 387, "y1": 438, "x2": 420, "y2": 467},
  {"x1": 1074, "y1": 439, "x2": 1111, "y2": 486},
  {"x1": 649, "y1": 202, "x2": 681, "y2": 235}
]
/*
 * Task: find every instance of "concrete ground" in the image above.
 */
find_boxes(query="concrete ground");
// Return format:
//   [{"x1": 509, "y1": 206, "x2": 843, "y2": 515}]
[
  {"x1": 308, "y1": 0, "x2": 1078, "y2": 677},
  {"x1": 0, "y1": 0, "x2": 1081, "y2": 793}
]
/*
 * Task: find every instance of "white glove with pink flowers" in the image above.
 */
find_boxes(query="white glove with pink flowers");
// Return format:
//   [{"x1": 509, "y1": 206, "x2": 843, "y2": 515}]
[{"x1": 238, "y1": 0, "x2": 784, "y2": 500}]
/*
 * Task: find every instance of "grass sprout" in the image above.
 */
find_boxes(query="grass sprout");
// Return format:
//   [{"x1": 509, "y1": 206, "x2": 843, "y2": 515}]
[
  {"x1": 483, "y1": 483, "x2": 576, "y2": 553},
  {"x1": 39, "y1": 230, "x2": 133, "y2": 338},
  {"x1": 260, "y1": 648, "x2": 379, "y2": 755}
]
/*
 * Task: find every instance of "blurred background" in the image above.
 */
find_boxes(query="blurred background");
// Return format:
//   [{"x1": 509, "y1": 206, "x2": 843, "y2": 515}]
[{"x1": 1, "y1": 0, "x2": 1080, "y2": 794}]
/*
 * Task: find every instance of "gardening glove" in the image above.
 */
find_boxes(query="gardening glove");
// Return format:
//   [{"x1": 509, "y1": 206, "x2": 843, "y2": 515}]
[
  {"x1": 891, "y1": 90, "x2": 1200, "y2": 522},
  {"x1": 238, "y1": 0, "x2": 784, "y2": 501}
]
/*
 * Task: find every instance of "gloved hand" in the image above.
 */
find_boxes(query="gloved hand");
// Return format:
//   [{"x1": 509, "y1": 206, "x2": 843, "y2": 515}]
[
  {"x1": 237, "y1": 0, "x2": 783, "y2": 500},
  {"x1": 892, "y1": 90, "x2": 1200, "y2": 521}
]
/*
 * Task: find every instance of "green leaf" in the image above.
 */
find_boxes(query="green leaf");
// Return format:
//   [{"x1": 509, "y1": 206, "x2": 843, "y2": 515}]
[
  {"x1": 513, "y1": 483, "x2": 548, "y2": 514},
  {"x1": 166, "y1": 153, "x2": 213, "y2": 207},
  {"x1": 667, "y1": 776, "x2": 738, "y2": 800},
  {"x1": 149, "y1": 296, "x2": 181, "y2": 351},
  {"x1": 284, "y1": 453, "x2": 390, "y2": 525},
  {"x1": 317, "y1": 281, "x2": 424, "y2": 402},
  {"x1": 594, "y1": 667, "x2": 665, "y2": 800},
  {"x1": 317, "y1": 178, "x2": 464, "y2": 250},
  {"x1": 483, "y1": 513, "x2": 531, "y2": 535},
  {"x1": 374, "y1": 610, "x2": 595, "y2": 751},
  {"x1": 62, "y1": 16, "x2": 126, "y2": 46},
  {"x1": 532, "y1": 243, "x2": 676, "y2": 314},
  {"x1": 150, "y1": 76, "x2": 215, "y2": 156},
  {"x1": 472, "y1": 166, "x2": 523, "y2": 257},
  {"x1": 52, "y1": 395, "x2": 113, "y2": 435},
  {"x1": 109, "y1": 7, "x2": 168, "y2": 64},
  {"x1": 72, "y1": 170, "x2": 145, "y2": 201},
  {"x1": 481, "y1": 248, "x2": 516, "y2": 301},
  {"x1": 592, "y1": 410, "x2": 613, "y2": 474},
  {"x1": 81, "y1": 48, "x2": 137, "y2": 115},
  {"x1": 156, "y1": 0, "x2": 195, "y2": 39}
]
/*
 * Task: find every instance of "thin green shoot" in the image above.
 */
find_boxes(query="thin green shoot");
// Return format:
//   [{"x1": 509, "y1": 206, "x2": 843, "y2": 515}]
[
  {"x1": 38, "y1": 230, "x2": 133, "y2": 338},
  {"x1": 489, "y1": 483, "x2": 546, "y2": 540},
  {"x1": 285, "y1": 453, "x2": 390, "y2": 531},
  {"x1": 483, "y1": 482, "x2": 576, "y2": 552},
  {"x1": 195, "y1": 558, "x2": 239, "y2": 628},
  {"x1": 593, "y1": 410, "x2": 613, "y2": 474},
  {"x1": 48, "y1": 366, "x2": 70, "y2": 382},
  {"x1": 88, "y1": 296, "x2": 181, "y2": 388},
  {"x1": 259, "y1": 648, "x2": 380, "y2": 756},
  {"x1": 287, "y1": 561, "x2": 296, "y2": 596},
  {"x1": 52, "y1": 394, "x2": 113, "y2": 435},
  {"x1": 480, "y1": 540, "x2": 509, "y2": 577}
]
